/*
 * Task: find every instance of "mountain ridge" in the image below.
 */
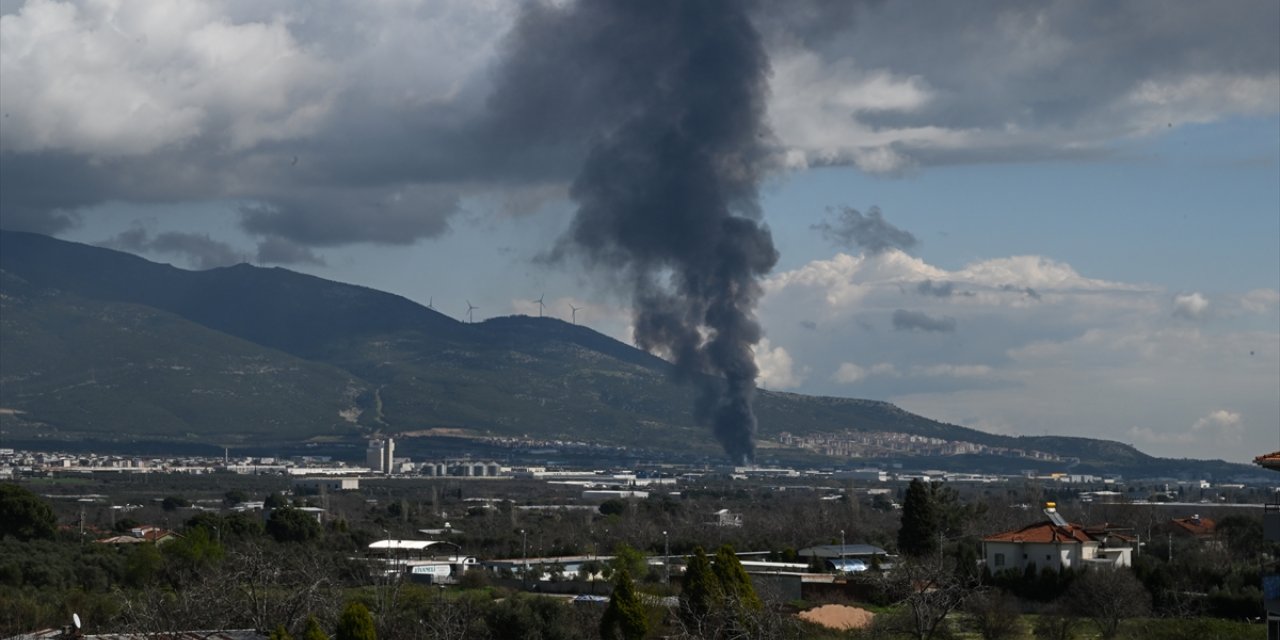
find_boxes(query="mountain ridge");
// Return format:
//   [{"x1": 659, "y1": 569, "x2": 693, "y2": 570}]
[{"x1": 0, "y1": 230, "x2": 1258, "y2": 478}]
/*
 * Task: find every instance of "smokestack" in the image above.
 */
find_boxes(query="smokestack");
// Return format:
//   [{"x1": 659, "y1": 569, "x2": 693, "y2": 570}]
[{"x1": 500, "y1": 1, "x2": 778, "y2": 463}]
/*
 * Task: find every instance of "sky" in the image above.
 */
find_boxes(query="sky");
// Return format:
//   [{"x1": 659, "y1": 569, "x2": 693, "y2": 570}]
[{"x1": 1, "y1": 0, "x2": 1277, "y2": 463}]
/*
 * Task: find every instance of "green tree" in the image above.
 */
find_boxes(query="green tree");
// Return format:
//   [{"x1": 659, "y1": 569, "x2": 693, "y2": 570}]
[
  {"x1": 185, "y1": 512, "x2": 225, "y2": 536},
  {"x1": 161, "y1": 495, "x2": 190, "y2": 511},
  {"x1": 599, "y1": 498, "x2": 628, "y2": 517},
  {"x1": 266, "y1": 506, "x2": 322, "y2": 543},
  {"x1": 162, "y1": 526, "x2": 224, "y2": 571},
  {"x1": 268, "y1": 625, "x2": 294, "y2": 640},
  {"x1": 301, "y1": 616, "x2": 328, "y2": 640},
  {"x1": 124, "y1": 542, "x2": 163, "y2": 588},
  {"x1": 0, "y1": 483, "x2": 56, "y2": 541},
  {"x1": 711, "y1": 545, "x2": 761, "y2": 612},
  {"x1": 610, "y1": 543, "x2": 648, "y2": 582},
  {"x1": 678, "y1": 547, "x2": 717, "y2": 626},
  {"x1": 113, "y1": 517, "x2": 141, "y2": 533},
  {"x1": 600, "y1": 568, "x2": 648, "y2": 640},
  {"x1": 335, "y1": 602, "x2": 376, "y2": 640},
  {"x1": 223, "y1": 511, "x2": 265, "y2": 538},
  {"x1": 898, "y1": 479, "x2": 939, "y2": 556}
]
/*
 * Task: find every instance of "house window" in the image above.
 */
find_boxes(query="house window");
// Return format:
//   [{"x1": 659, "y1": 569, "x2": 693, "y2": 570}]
[{"x1": 994, "y1": 553, "x2": 1005, "y2": 567}]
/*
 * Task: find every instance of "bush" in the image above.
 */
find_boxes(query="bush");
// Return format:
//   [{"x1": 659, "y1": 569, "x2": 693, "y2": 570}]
[
  {"x1": 1206, "y1": 585, "x2": 1264, "y2": 619},
  {"x1": 161, "y1": 495, "x2": 190, "y2": 511},
  {"x1": 459, "y1": 567, "x2": 490, "y2": 589},
  {"x1": 965, "y1": 590, "x2": 1022, "y2": 640},
  {"x1": 1122, "y1": 617, "x2": 1267, "y2": 640},
  {"x1": 267, "y1": 507, "x2": 322, "y2": 543},
  {"x1": 1032, "y1": 613, "x2": 1076, "y2": 640}
]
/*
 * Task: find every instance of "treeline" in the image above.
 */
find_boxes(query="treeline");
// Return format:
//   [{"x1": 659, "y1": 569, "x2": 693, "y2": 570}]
[{"x1": 2, "y1": 478, "x2": 1274, "y2": 640}]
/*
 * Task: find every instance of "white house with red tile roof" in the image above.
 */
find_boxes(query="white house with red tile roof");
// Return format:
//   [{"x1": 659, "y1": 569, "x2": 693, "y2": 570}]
[{"x1": 982, "y1": 506, "x2": 1133, "y2": 573}]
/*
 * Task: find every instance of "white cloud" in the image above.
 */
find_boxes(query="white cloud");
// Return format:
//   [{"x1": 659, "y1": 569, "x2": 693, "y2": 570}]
[
  {"x1": 1172, "y1": 292, "x2": 1210, "y2": 320},
  {"x1": 912, "y1": 364, "x2": 993, "y2": 378},
  {"x1": 1123, "y1": 73, "x2": 1280, "y2": 134},
  {"x1": 758, "y1": 243, "x2": 1278, "y2": 462},
  {"x1": 1192, "y1": 409, "x2": 1244, "y2": 443},
  {"x1": 768, "y1": 50, "x2": 944, "y2": 175},
  {"x1": 1241, "y1": 289, "x2": 1280, "y2": 314},
  {"x1": 833, "y1": 362, "x2": 867, "y2": 384},
  {"x1": 1129, "y1": 409, "x2": 1244, "y2": 447},
  {"x1": 754, "y1": 338, "x2": 805, "y2": 390},
  {"x1": 0, "y1": 0, "x2": 337, "y2": 155},
  {"x1": 1127, "y1": 425, "x2": 1196, "y2": 446},
  {"x1": 833, "y1": 360, "x2": 913, "y2": 384}
]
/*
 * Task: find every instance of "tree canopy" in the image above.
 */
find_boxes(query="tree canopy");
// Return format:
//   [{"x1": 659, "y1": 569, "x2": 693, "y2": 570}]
[
  {"x1": 898, "y1": 479, "x2": 940, "y2": 557},
  {"x1": 334, "y1": 602, "x2": 375, "y2": 640},
  {"x1": 266, "y1": 506, "x2": 322, "y2": 543},
  {"x1": 0, "y1": 483, "x2": 56, "y2": 541},
  {"x1": 600, "y1": 568, "x2": 648, "y2": 640}
]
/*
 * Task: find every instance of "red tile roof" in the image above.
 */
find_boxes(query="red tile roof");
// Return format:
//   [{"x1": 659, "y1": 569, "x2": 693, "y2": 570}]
[
  {"x1": 982, "y1": 521, "x2": 1094, "y2": 544},
  {"x1": 1255, "y1": 451, "x2": 1280, "y2": 471},
  {"x1": 1170, "y1": 516, "x2": 1215, "y2": 537}
]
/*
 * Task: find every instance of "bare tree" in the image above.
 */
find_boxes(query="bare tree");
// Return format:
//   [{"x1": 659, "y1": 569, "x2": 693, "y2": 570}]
[
  {"x1": 1067, "y1": 568, "x2": 1151, "y2": 640},
  {"x1": 868, "y1": 554, "x2": 978, "y2": 640}
]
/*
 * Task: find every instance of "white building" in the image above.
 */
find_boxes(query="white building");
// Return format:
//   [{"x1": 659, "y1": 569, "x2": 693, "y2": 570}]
[
  {"x1": 291, "y1": 477, "x2": 360, "y2": 492},
  {"x1": 366, "y1": 438, "x2": 395, "y2": 475},
  {"x1": 982, "y1": 508, "x2": 1133, "y2": 573}
]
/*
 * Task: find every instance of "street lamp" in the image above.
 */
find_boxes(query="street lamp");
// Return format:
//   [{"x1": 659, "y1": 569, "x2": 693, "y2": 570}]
[
  {"x1": 663, "y1": 530, "x2": 670, "y2": 585},
  {"x1": 840, "y1": 529, "x2": 846, "y2": 572},
  {"x1": 520, "y1": 529, "x2": 528, "y2": 590}
]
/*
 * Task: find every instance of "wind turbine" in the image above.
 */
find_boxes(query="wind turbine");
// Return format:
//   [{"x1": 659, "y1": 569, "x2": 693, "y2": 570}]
[
  {"x1": 466, "y1": 300, "x2": 478, "y2": 324},
  {"x1": 569, "y1": 304, "x2": 581, "y2": 325},
  {"x1": 535, "y1": 293, "x2": 545, "y2": 318}
]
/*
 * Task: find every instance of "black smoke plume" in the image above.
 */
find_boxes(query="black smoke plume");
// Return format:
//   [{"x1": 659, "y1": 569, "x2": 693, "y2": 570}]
[{"x1": 496, "y1": 1, "x2": 778, "y2": 463}]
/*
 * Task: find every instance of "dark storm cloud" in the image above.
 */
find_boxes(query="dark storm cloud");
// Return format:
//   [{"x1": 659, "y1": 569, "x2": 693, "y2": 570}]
[
  {"x1": 255, "y1": 237, "x2": 326, "y2": 266},
  {"x1": 917, "y1": 279, "x2": 954, "y2": 297},
  {"x1": 812, "y1": 205, "x2": 917, "y2": 254},
  {"x1": 0, "y1": 152, "x2": 104, "y2": 234},
  {"x1": 826, "y1": 1, "x2": 1279, "y2": 134},
  {"x1": 237, "y1": 186, "x2": 458, "y2": 247},
  {"x1": 505, "y1": 1, "x2": 777, "y2": 464},
  {"x1": 892, "y1": 309, "x2": 956, "y2": 333},
  {"x1": 101, "y1": 228, "x2": 248, "y2": 270},
  {"x1": 2, "y1": 0, "x2": 1276, "y2": 248}
]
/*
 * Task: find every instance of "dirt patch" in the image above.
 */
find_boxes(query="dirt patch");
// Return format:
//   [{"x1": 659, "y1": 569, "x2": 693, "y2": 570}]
[{"x1": 797, "y1": 604, "x2": 876, "y2": 630}]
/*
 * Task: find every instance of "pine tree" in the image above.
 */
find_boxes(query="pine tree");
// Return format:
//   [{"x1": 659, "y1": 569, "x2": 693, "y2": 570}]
[
  {"x1": 334, "y1": 602, "x2": 377, "y2": 640},
  {"x1": 600, "y1": 568, "x2": 649, "y2": 640},
  {"x1": 679, "y1": 546, "x2": 718, "y2": 626},
  {"x1": 301, "y1": 616, "x2": 328, "y2": 640},
  {"x1": 267, "y1": 625, "x2": 293, "y2": 640},
  {"x1": 711, "y1": 545, "x2": 762, "y2": 611},
  {"x1": 898, "y1": 478, "x2": 940, "y2": 556}
]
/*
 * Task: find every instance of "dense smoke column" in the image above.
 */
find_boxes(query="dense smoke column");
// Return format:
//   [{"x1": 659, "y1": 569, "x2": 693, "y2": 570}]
[{"x1": 509, "y1": 2, "x2": 779, "y2": 463}]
